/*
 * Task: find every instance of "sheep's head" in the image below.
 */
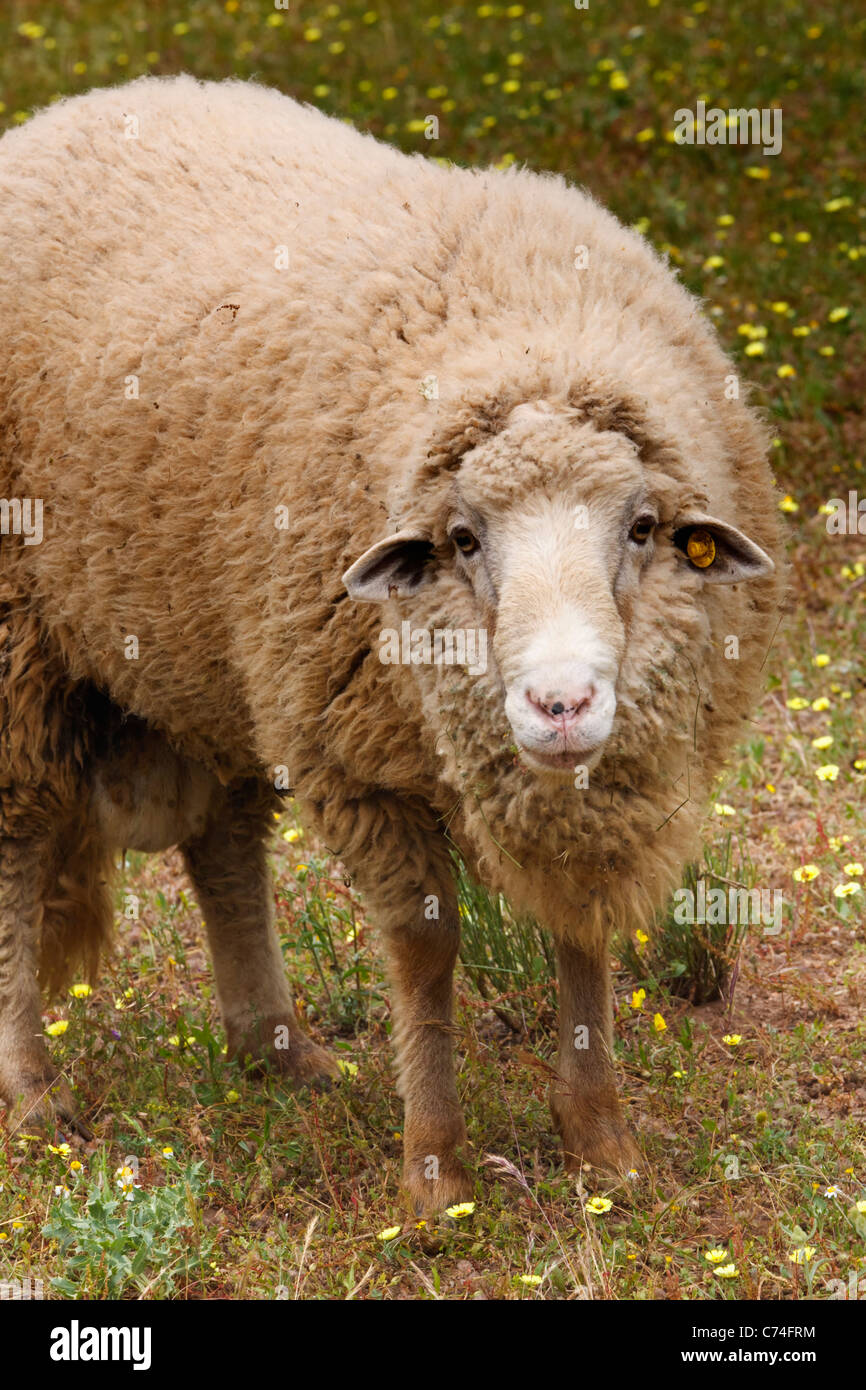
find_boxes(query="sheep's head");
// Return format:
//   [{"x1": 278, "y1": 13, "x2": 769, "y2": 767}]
[{"x1": 343, "y1": 400, "x2": 774, "y2": 777}]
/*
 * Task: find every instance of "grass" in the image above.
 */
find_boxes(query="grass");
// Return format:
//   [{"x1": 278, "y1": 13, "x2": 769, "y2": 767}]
[
  {"x1": 456, "y1": 855, "x2": 557, "y2": 1029},
  {"x1": 1, "y1": 0, "x2": 864, "y2": 1300},
  {"x1": 618, "y1": 833, "x2": 761, "y2": 1006}
]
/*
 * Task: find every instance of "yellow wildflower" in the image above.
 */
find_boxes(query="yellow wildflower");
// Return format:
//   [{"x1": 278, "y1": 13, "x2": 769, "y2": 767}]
[
  {"x1": 586, "y1": 1196, "x2": 613, "y2": 1214},
  {"x1": 445, "y1": 1201, "x2": 475, "y2": 1218},
  {"x1": 789, "y1": 1246, "x2": 816, "y2": 1264}
]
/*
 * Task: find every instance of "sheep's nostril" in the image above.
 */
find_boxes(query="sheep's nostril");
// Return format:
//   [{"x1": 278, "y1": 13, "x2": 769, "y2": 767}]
[{"x1": 526, "y1": 686, "x2": 595, "y2": 726}]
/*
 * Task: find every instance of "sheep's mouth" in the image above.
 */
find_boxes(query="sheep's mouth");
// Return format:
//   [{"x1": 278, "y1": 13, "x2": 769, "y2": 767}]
[{"x1": 517, "y1": 743, "x2": 606, "y2": 775}]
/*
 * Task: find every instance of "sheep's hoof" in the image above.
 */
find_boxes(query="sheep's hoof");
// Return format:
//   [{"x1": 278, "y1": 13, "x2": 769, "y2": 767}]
[
  {"x1": 560, "y1": 1128, "x2": 644, "y2": 1188},
  {"x1": 4, "y1": 1073, "x2": 92, "y2": 1143},
  {"x1": 400, "y1": 1154, "x2": 475, "y2": 1220},
  {"x1": 278, "y1": 1039, "x2": 342, "y2": 1092},
  {"x1": 551, "y1": 1087, "x2": 643, "y2": 1188},
  {"x1": 228, "y1": 1023, "x2": 340, "y2": 1092}
]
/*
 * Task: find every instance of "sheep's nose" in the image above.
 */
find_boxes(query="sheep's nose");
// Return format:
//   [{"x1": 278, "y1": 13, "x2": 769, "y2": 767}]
[{"x1": 526, "y1": 685, "x2": 595, "y2": 727}]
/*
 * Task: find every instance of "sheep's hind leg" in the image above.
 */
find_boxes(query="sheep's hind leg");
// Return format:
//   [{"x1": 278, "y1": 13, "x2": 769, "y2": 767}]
[
  {"x1": 550, "y1": 938, "x2": 642, "y2": 1184},
  {"x1": 0, "y1": 835, "x2": 83, "y2": 1135},
  {"x1": 181, "y1": 780, "x2": 338, "y2": 1089}
]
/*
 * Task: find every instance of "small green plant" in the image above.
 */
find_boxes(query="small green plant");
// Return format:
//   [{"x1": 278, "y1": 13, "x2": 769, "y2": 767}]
[
  {"x1": 455, "y1": 856, "x2": 556, "y2": 1029},
  {"x1": 619, "y1": 834, "x2": 759, "y2": 1004},
  {"x1": 43, "y1": 1158, "x2": 216, "y2": 1299},
  {"x1": 277, "y1": 863, "x2": 380, "y2": 1030}
]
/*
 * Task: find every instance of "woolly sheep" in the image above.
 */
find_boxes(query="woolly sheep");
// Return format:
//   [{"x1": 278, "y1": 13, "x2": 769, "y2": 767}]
[{"x1": 0, "y1": 76, "x2": 784, "y2": 1213}]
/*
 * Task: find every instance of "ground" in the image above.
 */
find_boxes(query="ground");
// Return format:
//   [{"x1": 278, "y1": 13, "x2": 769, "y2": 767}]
[{"x1": 0, "y1": 0, "x2": 863, "y2": 1300}]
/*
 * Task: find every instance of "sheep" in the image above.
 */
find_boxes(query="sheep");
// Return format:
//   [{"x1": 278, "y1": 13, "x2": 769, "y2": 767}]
[{"x1": 0, "y1": 75, "x2": 784, "y2": 1212}]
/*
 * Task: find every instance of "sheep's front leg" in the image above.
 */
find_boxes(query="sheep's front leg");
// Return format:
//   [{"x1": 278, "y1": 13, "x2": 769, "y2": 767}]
[
  {"x1": 182, "y1": 781, "x2": 338, "y2": 1088},
  {"x1": 550, "y1": 939, "x2": 641, "y2": 1180},
  {"x1": 381, "y1": 894, "x2": 473, "y2": 1216},
  {"x1": 333, "y1": 795, "x2": 472, "y2": 1216},
  {"x1": 0, "y1": 836, "x2": 81, "y2": 1133}
]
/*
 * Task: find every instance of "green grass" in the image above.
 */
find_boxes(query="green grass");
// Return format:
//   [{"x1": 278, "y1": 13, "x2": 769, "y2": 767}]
[
  {"x1": 618, "y1": 833, "x2": 762, "y2": 1005},
  {"x1": 1, "y1": 0, "x2": 865, "y2": 1300},
  {"x1": 456, "y1": 856, "x2": 557, "y2": 1029}
]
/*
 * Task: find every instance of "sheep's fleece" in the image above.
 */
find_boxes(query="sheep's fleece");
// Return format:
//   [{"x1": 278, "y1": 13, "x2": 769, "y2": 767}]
[{"x1": 0, "y1": 76, "x2": 784, "y2": 1208}]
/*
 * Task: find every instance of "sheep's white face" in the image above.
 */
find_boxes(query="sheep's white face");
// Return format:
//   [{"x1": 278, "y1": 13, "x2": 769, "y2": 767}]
[
  {"x1": 343, "y1": 402, "x2": 774, "y2": 777},
  {"x1": 450, "y1": 488, "x2": 633, "y2": 773}
]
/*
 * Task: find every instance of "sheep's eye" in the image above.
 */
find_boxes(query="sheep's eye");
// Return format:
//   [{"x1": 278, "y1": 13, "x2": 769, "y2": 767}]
[
  {"x1": 629, "y1": 516, "x2": 655, "y2": 545},
  {"x1": 452, "y1": 529, "x2": 479, "y2": 556}
]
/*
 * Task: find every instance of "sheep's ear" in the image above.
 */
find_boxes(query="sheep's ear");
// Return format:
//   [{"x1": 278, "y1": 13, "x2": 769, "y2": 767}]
[
  {"x1": 672, "y1": 513, "x2": 775, "y2": 584},
  {"x1": 342, "y1": 529, "x2": 435, "y2": 601}
]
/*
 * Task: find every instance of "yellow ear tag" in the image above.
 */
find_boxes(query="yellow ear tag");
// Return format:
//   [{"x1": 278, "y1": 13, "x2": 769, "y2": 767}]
[{"x1": 686, "y1": 529, "x2": 716, "y2": 568}]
